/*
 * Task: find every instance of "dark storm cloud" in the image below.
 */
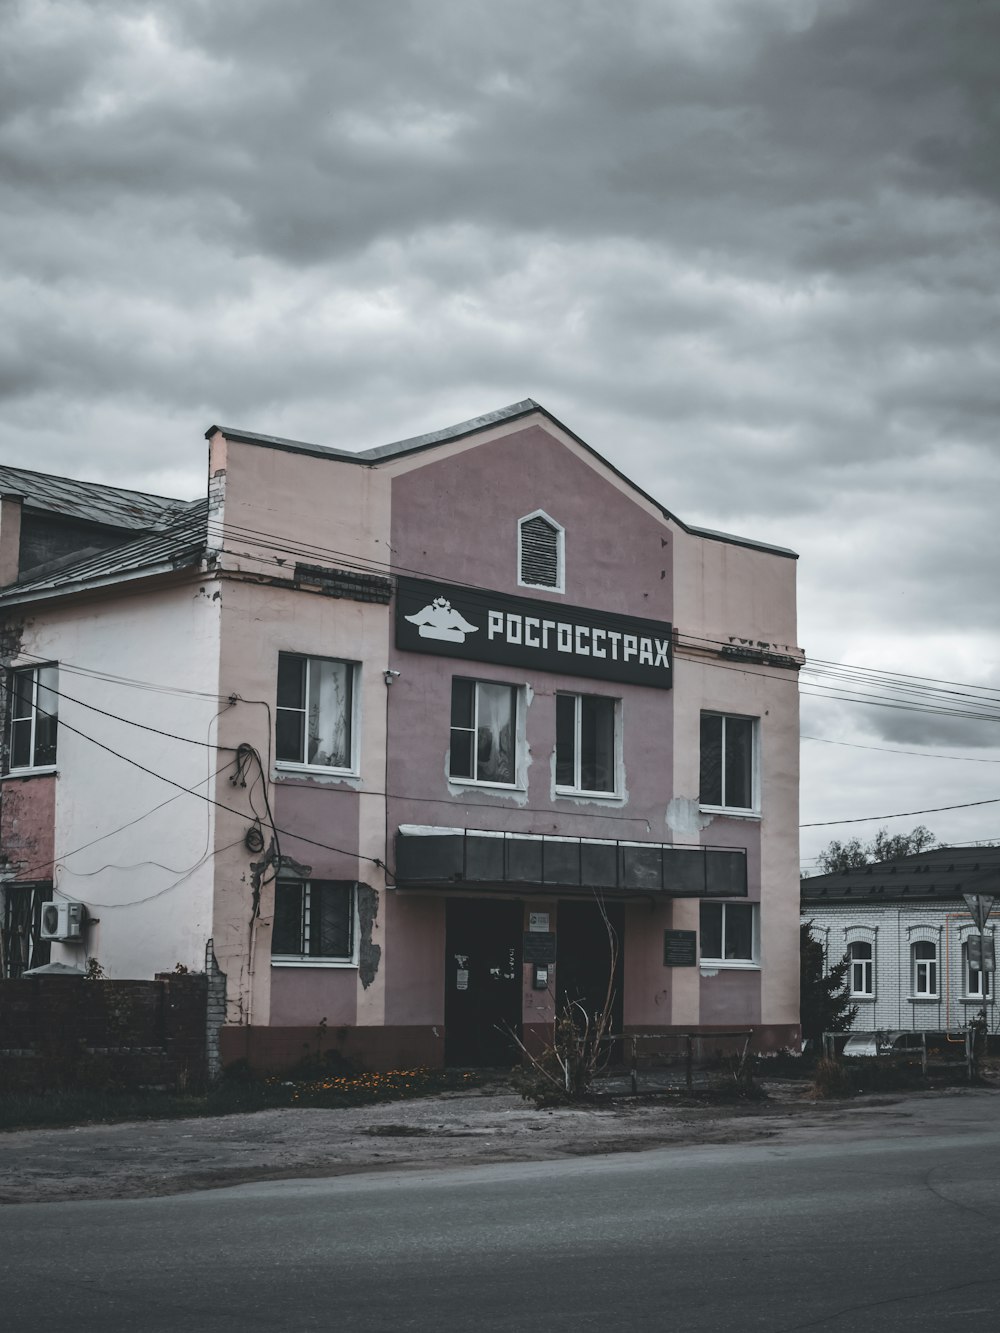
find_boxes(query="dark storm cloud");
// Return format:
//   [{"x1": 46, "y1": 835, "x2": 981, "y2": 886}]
[{"x1": 2, "y1": 0, "x2": 999, "y2": 819}]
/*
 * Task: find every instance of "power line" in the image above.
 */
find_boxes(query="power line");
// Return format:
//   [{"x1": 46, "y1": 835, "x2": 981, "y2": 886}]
[
  {"x1": 32, "y1": 677, "x2": 235, "y2": 751},
  {"x1": 801, "y1": 796, "x2": 1000, "y2": 828},
  {"x1": 801, "y1": 734, "x2": 1000, "y2": 764}
]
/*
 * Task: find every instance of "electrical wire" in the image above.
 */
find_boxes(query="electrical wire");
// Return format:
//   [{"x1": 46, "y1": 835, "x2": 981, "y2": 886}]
[
  {"x1": 23, "y1": 697, "x2": 388, "y2": 874},
  {"x1": 801, "y1": 734, "x2": 1000, "y2": 763},
  {"x1": 23, "y1": 676, "x2": 235, "y2": 751},
  {"x1": 801, "y1": 796, "x2": 1000, "y2": 828},
  {"x1": 15, "y1": 754, "x2": 238, "y2": 881},
  {"x1": 76, "y1": 837, "x2": 246, "y2": 910}
]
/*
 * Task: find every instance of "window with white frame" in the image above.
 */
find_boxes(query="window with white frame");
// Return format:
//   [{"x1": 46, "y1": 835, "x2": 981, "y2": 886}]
[
  {"x1": 911, "y1": 940, "x2": 938, "y2": 997},
  {"x1": 964, "y1": 940, "x2": 993, "y2": 1000},
  {"x1": 556, "y1": 692, "x2": 617, "y2": 794},
  {"x1": 271, "y1": 880, "x2": 356, "y2": 963},
  {"x1": 699, "y1": 713, "x2": 756, "y2": 812},
  {"x1": 518, "y1": 511, "x2": 564, "y2": 591},
  {"x1": 847, "y1": 940, "x2": 874, "y2": 998},
  {"x1": 8, "y1": 664, "x2": 58, "y2": 771},
  {"x1": 276, "y1": 653, "x2": 356, "y2": 771},
  {"x1": 700, "y1": 902, "x2": 757, "y2": 965},
  {"x1": 450, "y1": 679, "x2": 518, "y2": 785}
]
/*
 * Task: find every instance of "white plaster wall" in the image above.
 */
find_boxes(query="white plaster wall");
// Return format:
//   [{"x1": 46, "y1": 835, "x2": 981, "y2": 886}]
[
  {"x1": 13, "y1": 577, "x2": 221, "y2": 977},
  {"x1": 803, "y1": 902, "x2": 996, "y2": 1034}
]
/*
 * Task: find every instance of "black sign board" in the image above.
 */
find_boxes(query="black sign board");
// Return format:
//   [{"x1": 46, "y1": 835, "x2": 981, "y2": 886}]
[
  {"x1": 396, "y1": 576, "x2": 672, "y2": 690},
  {"x1": 663, "y1": 930, "x2": 697, "y2": 967},
  {"x1": 523, "y1": 931, "x2": 557, "y2": 965}
]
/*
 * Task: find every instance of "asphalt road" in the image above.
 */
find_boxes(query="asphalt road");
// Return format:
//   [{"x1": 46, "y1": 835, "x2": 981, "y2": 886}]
[{"x1": 5, "y1": 1102, "x2": 1000, "y2": 1332}]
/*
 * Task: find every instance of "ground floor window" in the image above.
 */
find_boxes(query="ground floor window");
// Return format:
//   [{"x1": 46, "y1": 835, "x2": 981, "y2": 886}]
[
  {"x1": 271, "y1": 880, "x2": 356, "y2": 963},
  {"x1": 1, "y1": 884, "x2": 52, "y2": 978},
  {"x1": 964, "y1": 941, "x2": 992, "y2": 999},
  {"x1": 700, "y1": 902, "x2": 756, "y2": 965},
  {"x1": 911, "y1": 940, "x2": 938, "y2": 997},
  {"x1": 848, "y1": 940, "x2": 874, "y2": 998}
]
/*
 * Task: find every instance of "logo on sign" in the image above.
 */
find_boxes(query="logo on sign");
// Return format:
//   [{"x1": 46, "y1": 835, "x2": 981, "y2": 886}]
[{"x1": 405, "y1": 596, "x2": 479, "y2": 643}]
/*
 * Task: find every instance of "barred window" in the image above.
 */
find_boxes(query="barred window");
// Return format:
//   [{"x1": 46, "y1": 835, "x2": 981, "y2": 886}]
[{"x1": 272, "y1": 880, "x2": 356, "y2": 963}]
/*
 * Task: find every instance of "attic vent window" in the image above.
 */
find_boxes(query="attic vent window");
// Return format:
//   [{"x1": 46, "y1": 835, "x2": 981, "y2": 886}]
[{"x1": 518, "y1": 511, "x2": 564, "y2": 592}]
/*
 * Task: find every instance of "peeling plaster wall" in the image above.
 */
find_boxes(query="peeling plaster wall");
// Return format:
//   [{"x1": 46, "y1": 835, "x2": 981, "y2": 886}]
[{"x1": 210, "y1": 515, "x2": 391, "y2": 1028}]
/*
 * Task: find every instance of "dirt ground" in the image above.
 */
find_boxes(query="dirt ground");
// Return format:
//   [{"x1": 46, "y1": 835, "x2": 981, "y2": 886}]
[{"x1": 3, "y1": 1080, "x2": 996, "y2": 1206}]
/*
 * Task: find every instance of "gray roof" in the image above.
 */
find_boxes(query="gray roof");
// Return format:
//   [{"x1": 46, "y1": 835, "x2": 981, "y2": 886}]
[
  {"x1": 801, "y1": 845, "x2": 1000, "y2": 905},
  {"x1": 207, "y1": 400, "x2": 798, "y2": 560},
  {"x1": 0, "y1": 464, "x2": 190, "y2": 532},
  {"x1": 1, "y1": 500, "x2": 209, "y2": 604}
]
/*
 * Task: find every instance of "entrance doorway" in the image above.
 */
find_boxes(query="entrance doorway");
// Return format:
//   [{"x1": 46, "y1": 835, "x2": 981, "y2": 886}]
[
  {"x1": 445, "y1": 899, "x2": 523, "y2": 1067},
  {"x1": 556, "y1": 900, "x2": 625, "y2": 1052}
]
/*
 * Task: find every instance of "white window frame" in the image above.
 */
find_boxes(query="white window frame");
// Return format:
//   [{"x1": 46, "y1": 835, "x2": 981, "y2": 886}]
[
  {"x1": 699, "y1": 901, "x2": 759, "y2": 970},
  {"x1": 517, "y1": 509, "x2": 565, "y2": 593},
  {"x1": 847, "y1": 940, "x2": 875, "y2": 999},
  {"x1": 699, "y1": 711, "x2": 759, "y2": 815},
  {"x1": 449, "y1": 678, "x2": 522, "y2": 789},
  {"x1": 555, "y1": 692, "x2": 621, "y2": 798},
  {"x1": 275, "y1": 652, "x2": 360, "y2": 777},
  {"x1": 963, "y1": 939, "x2": 993, "y2": 1001},
  {"x1": 270, "y1": 879, "x2": 358, "y2": 968},
  {"x1": 7, "y1": 664, "x2": 59, "y2": 773},
  {"x1": 911, "y1": 940, "x2": 939, "y2": 999}
]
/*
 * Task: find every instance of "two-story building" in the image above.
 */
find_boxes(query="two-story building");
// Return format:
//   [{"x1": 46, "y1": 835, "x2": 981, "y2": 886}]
[{"x1": 1, "y1": 400, "x2": 803, "y2": 1069}]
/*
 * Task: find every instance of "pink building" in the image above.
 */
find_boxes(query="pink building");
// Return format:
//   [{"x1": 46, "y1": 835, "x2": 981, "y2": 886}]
[{"x1": 0, "y1": 401, "x2": 803, "y2": 1069}]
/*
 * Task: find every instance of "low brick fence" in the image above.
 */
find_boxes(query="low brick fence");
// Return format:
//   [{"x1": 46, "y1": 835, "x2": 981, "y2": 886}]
[{"x1": 0, "y1": 973, "x2": 209, "y2": 1093}]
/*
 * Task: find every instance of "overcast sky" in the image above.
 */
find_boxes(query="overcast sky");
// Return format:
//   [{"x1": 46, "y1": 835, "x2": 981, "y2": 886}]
[{"x1": 3, "y1": 0, "x2": 999, "y2": 867}]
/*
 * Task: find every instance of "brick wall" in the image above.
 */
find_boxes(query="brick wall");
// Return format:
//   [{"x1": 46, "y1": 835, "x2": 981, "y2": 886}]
[{"x1": 0, "y1": 973, "x2": 209, "y2": 1093}]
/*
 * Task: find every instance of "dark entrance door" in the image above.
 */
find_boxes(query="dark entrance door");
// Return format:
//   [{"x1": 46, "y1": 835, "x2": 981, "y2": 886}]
[
  {"x1": 556, "y1": 900, "x2": 625, "y2": 1054},
  {"x1": 445, "y1": 899, "x2": 523, "y2": 1067}
]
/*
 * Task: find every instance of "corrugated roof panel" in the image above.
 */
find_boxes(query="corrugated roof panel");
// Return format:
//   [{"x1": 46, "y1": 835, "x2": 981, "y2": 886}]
[
  {"x1": 0, "y1": 464, "x2": 190, "y2": 531},
  {"x1": 2, "y1": 500, "x2": 209, "y2": 600}
]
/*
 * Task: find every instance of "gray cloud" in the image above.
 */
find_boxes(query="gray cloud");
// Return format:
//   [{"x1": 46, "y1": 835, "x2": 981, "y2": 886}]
[{"x1": 2, "y1": 0, "x2": 999, "y2": 839}]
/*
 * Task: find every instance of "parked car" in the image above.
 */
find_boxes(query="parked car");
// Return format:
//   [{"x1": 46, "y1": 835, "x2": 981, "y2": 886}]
[{"x1": 843, "y1": 1031, "x2": 926, "y2": 1058}]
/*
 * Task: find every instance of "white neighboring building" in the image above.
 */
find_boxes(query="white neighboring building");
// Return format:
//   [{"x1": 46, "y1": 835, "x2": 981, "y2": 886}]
[{"x1": 801, "y1": 846, "x2": 1000, "y2": 1036}]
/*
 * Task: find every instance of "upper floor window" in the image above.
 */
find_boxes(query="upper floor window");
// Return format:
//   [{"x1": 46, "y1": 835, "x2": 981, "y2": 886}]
[
  {"x1": 8, "y1": 664, "x2": 58, "y2": 771},
  {"x1": 271, "y1": 879, "x2": 356, "y2": 965},
  {"x1": 699, "y1": 712, "x2": 757, "y2": 812},
  {"x1": 911, "y1": 940, "x2": 938, "y2": 998},
  {"x1": 276, "y1": 653, "x2": 356, "y2": 772},
  {"x1": 450, "y1": 678, "x2": 518, "y2": 786},
  {"x1": 847, "y1": 940, "x2": 874, "y2": 998},
  {"x1": 518, "y1": 511, "x2": 564, "y2": 592},
  {"x1": 700, "y1": 901, "x2": 757, "y2": 966},
  {"x1": 556, "y1": 692, "x2": 617, "y2": 795}
]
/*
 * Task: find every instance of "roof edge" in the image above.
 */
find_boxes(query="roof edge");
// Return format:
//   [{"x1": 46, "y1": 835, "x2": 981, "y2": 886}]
[{"x1": 206, "y1": 401, "x2": 799, "y2": 560}]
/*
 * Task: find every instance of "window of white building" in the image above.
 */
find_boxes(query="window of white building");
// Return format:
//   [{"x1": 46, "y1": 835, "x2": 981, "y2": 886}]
[
  {"x1": 8, "y1": 664, "x2": 59, "y2": 771},
  {"x1": 699, "y1": 713, "x2": 757, "y2": 813},
  {"x1": 450, "y1": 679, "x2": 519, "y2": 786},
  {"x1": 276, "y1": 653, "x2": 357, "y2": 772},
  {"x1": 518, "y1": 511, "x2": 564, "y2": 592},
  {"x1": 911, "y1": 940, "x2": 938, "y2": 998},
  {"x1": 964, "y1": 941, "x2": 993, "y2": 1000},
  {"x1": 848, "y1": 940, "x2": 874, "y2": 998},
  {"x1": 555, "y1": 693, "x2": 618, "y2": 795},
  {"x1": 700, "y1": 902, "x2": 758, "y2": 966},
  {"x1": 271, "y1": 880, "x2": 356, "y2": 965}
]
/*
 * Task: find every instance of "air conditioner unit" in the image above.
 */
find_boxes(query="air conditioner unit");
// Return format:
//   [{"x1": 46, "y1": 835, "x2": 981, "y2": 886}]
[{"x1": 39, "y1": 901, "x2": 86, "y2": 942}]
